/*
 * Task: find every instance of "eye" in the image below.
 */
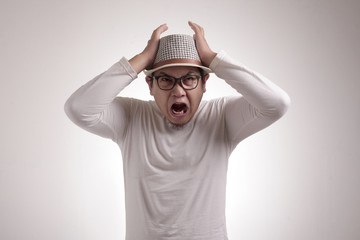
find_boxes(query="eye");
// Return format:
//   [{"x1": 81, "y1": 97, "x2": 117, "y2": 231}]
[
  {"x1": 159, "y1": 77, "x2": 172, "y2": 82},
  {"x1": 182, "y1": 75, "x2": 197, "y2": 85},
  {"x1": 185, "y1": 76, "x2": 195, "y2": 81}
]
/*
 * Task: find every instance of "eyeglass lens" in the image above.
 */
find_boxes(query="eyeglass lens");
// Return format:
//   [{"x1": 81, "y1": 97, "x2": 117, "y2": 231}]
[{"x1": 156, "y1": 75, "x2": 200, "y2": 90}]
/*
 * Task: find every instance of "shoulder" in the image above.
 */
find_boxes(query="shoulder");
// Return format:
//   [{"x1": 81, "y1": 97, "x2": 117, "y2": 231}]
[
  {"x1": 196, "y1": 97, "x2": 227, "y2": 122},
  {"x1": 113, "y1": 97, "x2": 161, "y2": 119},
  {"x1": 199, "y1": 96, "x2": 240, "y2": 113},
  {"x1": 114, "y1": 97, "x2": 155, "y2": 108}
]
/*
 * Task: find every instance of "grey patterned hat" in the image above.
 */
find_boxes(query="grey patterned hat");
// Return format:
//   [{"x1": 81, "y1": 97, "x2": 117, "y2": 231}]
[{"x1": 143, "y1": 34, "x2": 212, "y2": 76}]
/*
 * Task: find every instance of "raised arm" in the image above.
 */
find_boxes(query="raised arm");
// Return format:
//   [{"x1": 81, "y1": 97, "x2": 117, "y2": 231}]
[
  {"x1": 211, "y1": 52, "x2": 291, "y2": 144},
  {"x1": 189, "y1": 21, "x2": 290, "y2": 145},
  {"x1": 64, "y1": 24, "x2": 168, "y2": 141}
]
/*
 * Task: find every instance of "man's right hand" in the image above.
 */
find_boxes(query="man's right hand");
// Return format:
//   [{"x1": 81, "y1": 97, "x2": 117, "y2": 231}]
[{"x1": 129, "y1": 24, "x2": 168, "y2": 74}]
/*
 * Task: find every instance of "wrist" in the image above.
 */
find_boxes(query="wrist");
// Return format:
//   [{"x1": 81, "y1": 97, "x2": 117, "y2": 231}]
[
  {"x1": 140, "y1": 51, "x2": 155, "y2": 70},
  {"x1": 129, "y1": 52, "x2": 154, "y2": 74},
  {"x1": 203, "y1": 51, "x2": 217, "y2": 67}
]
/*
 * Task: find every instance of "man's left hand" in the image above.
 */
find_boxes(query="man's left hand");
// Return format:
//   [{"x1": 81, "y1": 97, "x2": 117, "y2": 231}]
[{"x1": 188, "y1": 21, "x2": 217, "y2": 67}]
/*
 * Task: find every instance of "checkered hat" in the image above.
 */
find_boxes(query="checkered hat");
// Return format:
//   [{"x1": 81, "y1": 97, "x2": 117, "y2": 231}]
[{"x1": 143, "y1": 34, "x2": 212, "y2": 76}]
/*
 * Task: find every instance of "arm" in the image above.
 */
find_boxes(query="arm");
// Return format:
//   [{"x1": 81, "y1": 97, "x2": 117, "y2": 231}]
[
  {"x1": 211, "y1": 51, "x2": 291, "y2": 143},
  {"x1": 64, "y1": 58, "x2": 136, "y2": 141},
  {"x1": 64, "y1": 24, "x2": 168, "y2": 141},
  {"x1": 189, "y1": 22, "x2": 290, "y2": 144}
]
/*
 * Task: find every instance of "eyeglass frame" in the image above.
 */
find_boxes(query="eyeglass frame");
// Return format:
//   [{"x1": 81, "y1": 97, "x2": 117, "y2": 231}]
[
  {"x1": 149, "y1": 68, "x2": 207, "y2": 91},
  {"x1": 150, "y1": 73, "x2": 203, "y2": 91}
]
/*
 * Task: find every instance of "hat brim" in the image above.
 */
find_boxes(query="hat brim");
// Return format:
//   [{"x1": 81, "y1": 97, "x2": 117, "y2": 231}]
[{"x1": 143, "y1": 63, "x2": 212, "y2": 76}]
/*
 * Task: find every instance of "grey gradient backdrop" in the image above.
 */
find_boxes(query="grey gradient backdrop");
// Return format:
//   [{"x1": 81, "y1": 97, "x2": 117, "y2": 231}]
[{"x1": 1, "y1": 0, "x2": 359, "y2": 239}]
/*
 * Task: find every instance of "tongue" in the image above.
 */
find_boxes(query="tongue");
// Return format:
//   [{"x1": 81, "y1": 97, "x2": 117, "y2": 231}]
[{"x1": 172, "y1": 103, "x2": 187, "y2": 114}]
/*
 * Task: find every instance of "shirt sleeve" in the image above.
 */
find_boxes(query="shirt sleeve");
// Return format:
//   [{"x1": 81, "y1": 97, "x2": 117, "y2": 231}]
[
  {"x1": 209, "y1": 51, "x2": 291, "y2": 146},
  {"x1": 64, "y1": 57, "x2": 138, "y2": 141}
]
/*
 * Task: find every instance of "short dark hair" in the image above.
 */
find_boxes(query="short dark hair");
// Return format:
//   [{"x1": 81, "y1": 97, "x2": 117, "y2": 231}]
[{"x1": 198, "y1": 68, "x2": 207, "y2": 84}]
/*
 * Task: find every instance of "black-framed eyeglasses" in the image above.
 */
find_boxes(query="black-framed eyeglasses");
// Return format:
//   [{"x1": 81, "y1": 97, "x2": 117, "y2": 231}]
[{"x1": 152, "y1": 74, "x2": 201, "y2": 91}]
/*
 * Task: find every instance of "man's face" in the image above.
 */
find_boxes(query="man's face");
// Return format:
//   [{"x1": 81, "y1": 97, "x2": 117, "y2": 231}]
[{"x1": 146, "y1": 66, "x2": 209, "y2": 126}]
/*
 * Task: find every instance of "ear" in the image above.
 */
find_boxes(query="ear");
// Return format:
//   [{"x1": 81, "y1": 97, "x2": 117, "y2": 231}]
[
  {"x1": 202, "y1": 74, "x2": 210, "y2": 93},
  {"x1": 145, "y1": 76, "x2": 154, "y2": 96}
]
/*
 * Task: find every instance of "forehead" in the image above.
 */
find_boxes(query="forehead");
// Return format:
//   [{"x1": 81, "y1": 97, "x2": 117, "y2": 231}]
[{"x1": 154, "y1": 66, "x2": 200, "y2": 77}]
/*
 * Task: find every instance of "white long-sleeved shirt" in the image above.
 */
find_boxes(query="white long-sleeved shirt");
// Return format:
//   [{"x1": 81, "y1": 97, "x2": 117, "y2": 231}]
[{"x1": 65, "y1": 51, "x2": 290, "y2": 240}]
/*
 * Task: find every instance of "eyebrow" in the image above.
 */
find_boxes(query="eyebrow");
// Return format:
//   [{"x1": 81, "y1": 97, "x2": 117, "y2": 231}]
[{"x1": 157, "y1": 71, "x2": 197, "y2": 76}]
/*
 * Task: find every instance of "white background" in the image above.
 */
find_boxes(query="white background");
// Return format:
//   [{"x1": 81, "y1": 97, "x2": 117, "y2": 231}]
[{"x1": 1, "y1": 0, "x2": 359, "y2": 239}]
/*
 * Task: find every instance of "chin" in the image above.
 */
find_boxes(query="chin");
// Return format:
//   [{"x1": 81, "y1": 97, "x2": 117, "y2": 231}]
[
  {"x1": 167, "y1": 110, "x2": 193, "y2": 126},
  {"x1": 167, "y1": 114, "x2": 193, "y2": 126},
  {"x1": 168, "y1": 118, "x2": 188, "y2": 126}
]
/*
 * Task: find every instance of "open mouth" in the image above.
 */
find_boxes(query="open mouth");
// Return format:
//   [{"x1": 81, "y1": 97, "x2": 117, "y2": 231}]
[{"x1": 171, "y1": 103, "x2": 188, "y2": 115}]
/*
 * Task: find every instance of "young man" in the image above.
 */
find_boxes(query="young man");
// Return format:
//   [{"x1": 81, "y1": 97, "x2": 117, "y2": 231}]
[{"x1": 65, "y1": 21, "x2": 290, "y2": 240}]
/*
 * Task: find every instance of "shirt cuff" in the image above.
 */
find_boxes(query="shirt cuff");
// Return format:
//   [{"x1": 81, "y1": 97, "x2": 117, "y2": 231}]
[
  {"x1": 209, "y1": 50, "x2": 227, "y2": 72},
  {"x1": 119, "y1": 57, "x2": 138, "y2": 80}
]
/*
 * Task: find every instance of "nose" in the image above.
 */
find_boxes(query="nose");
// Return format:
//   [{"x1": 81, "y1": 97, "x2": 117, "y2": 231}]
[{"x1": 171, "y1": 82, "x2": 186, "y2": 97}]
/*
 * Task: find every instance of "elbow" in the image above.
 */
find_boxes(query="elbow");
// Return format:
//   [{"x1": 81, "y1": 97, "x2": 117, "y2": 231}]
[
  {"x1": 264, "y1": 92, "x2": 291, "y2": 120},
  {"x1": 273, "y1": 92, "x2": 291, "y2": 119},
  {"x1": 64, "y1": 96, "x2": 88, "y2": 124},
  {"x1": 64, "y1": 96, "x2": 79, "y2": 122},
  {"x1": 64, "y1": 96, "x2": 102, "y2": 127}
]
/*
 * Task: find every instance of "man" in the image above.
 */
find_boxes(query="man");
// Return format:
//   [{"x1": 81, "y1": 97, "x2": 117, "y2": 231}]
[{"x1": 65, "y1": 21, "x2": 290, "y2": 240}]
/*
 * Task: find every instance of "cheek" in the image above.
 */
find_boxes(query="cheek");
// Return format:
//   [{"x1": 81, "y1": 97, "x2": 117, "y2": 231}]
[
  {"x1": 189, "y1": 91, "x2": 204, "y2": 111},
  {"x1": 153, "y1": 92, "x2": 170, "y2": 111}
]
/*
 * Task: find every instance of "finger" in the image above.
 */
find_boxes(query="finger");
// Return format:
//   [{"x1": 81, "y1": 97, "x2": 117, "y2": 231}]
[
  {"x1": 188, "y1": 21, "x2": 199, "y2": 40},
  {"x1": 188, "y1": 21, "x2": 198, "y2": 34},
  {"x1": 152, "y1": 24, "x2": 168, "y2": 40},
  {"x1": 157, "y1": 23, "x2": 168, "y2": 34},
  {"x1": 188, "y1": 21, "x2": 204, "y2": 36}
]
